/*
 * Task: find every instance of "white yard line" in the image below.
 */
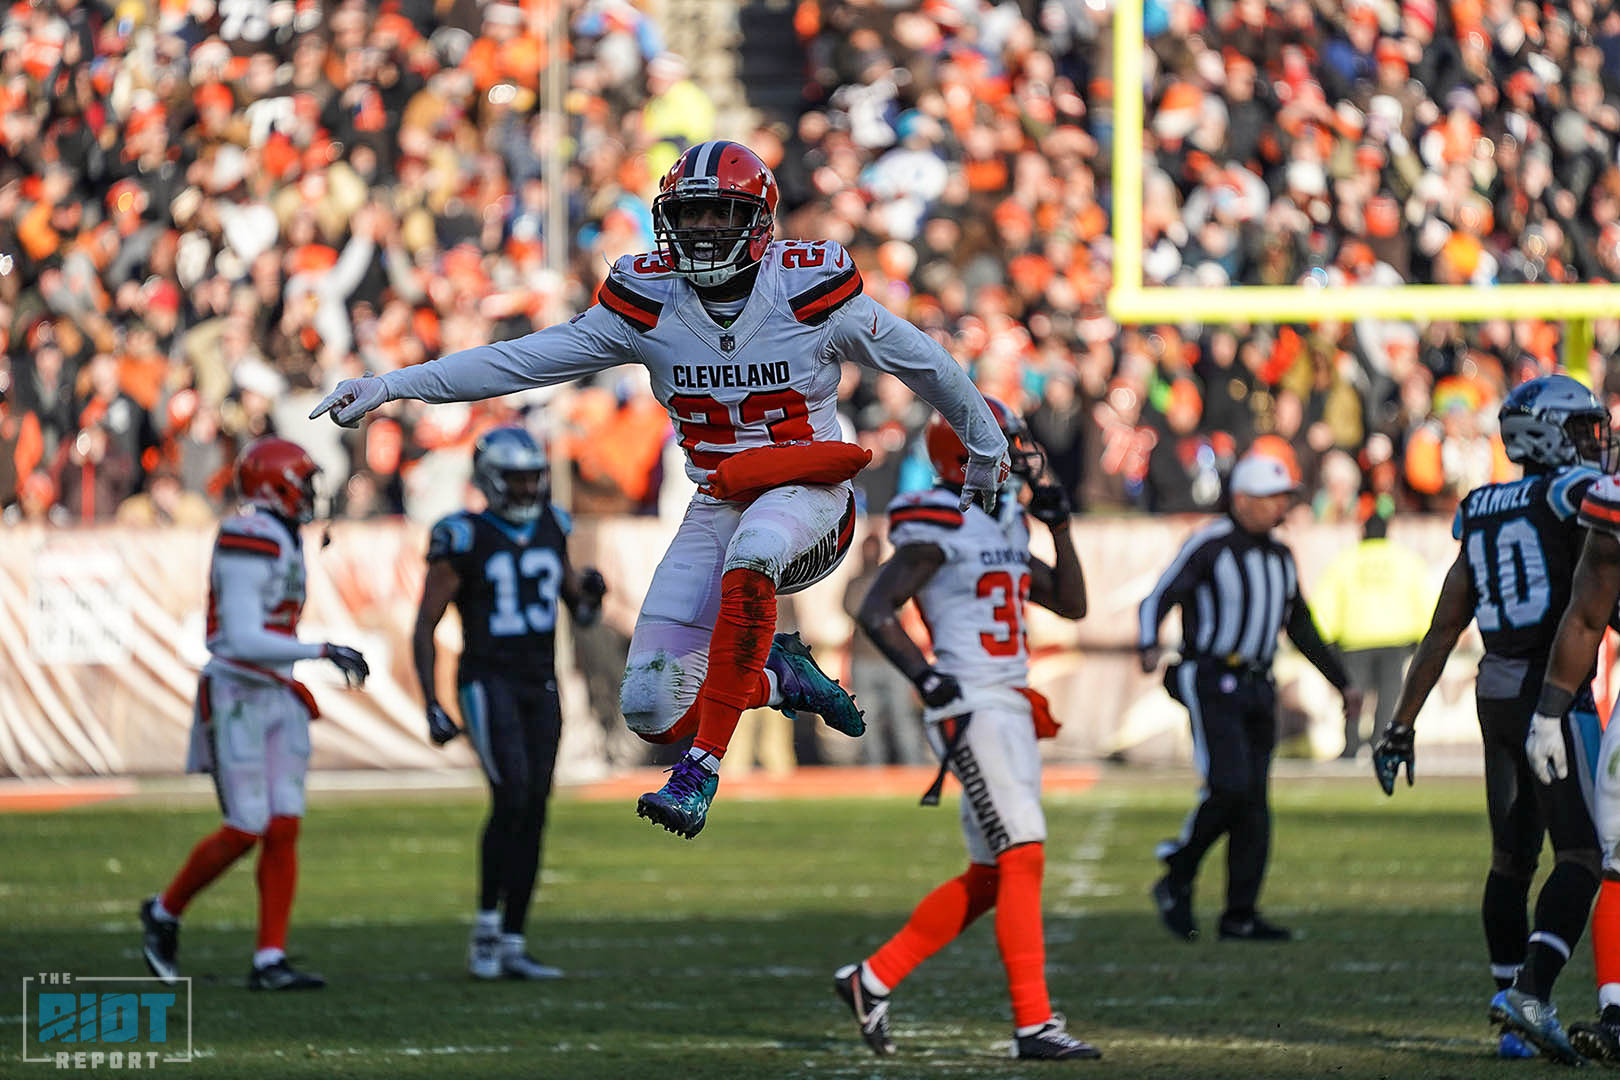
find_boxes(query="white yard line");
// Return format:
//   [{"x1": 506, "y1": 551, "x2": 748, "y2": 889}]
[{"x1": 1048, "y1": 793, "x2": 1123, "y2": 913}]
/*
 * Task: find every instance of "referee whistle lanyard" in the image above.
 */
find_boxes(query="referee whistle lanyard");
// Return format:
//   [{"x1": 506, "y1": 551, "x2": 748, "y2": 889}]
[{"x1": 921, "y1": 713, "x2": 973, "y2": 807}]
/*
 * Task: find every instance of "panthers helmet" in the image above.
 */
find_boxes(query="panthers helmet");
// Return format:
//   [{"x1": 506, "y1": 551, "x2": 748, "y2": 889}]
[
  {"x1": 1499, "y1": 374, "x2": 1613, "y2": 472},
  {"x1": 472, "y1": 427, "x2": 549, "y2": 523},
  {"x1": 925, "y1": 398, "x2": 1042, "y2": 486},
  {"x1": 237, "y1": 437, "x2": 319, "y2": 523},
  {"x1": 652, "y1": 140, "x2": 778, "y2": 288}
]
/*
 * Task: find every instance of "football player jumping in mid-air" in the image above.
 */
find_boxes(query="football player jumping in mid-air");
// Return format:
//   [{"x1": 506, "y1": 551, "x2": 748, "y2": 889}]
[
  {"x1": 140, "y1": 437, "x2": 370, "y2": 991},
  {"x1": 314, "y1": 140, "x2": 1008, "y2": 840},
  {"x1": 1527, "y1": 464, "x2": 1620, "y2": 1065},
  {"x1": 1376, "y1": 375, "x2": 1612, "y2": 1062},
  {"x1": 834, "y1": 402, "x2": 1096, "y2": 1062},
  {"x1": 413, "y1": 426, "x2": 605, "y2": 980}
]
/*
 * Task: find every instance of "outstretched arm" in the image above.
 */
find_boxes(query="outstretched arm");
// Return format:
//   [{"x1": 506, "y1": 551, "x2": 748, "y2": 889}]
[
  {"x1": 830, "y1": 294, "x2": 1008, "y2": 507},
  {"x1": 313, "y1": 304, "x2": 635, "y2": 425}
]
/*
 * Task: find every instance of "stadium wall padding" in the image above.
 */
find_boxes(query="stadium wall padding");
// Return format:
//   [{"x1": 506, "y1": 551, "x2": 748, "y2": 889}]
[{"x1": 0, "y1": 516, "x2": 1496, "y2": 779}]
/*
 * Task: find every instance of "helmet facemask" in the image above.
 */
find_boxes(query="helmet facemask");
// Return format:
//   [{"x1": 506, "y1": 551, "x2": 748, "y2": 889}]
[
  {"x1": 1566, "y1": 410, "x2": 1616, "y2": 472},
  {"x1": 483, "y1": 466, "x2": 548, "y2": 522},
  {"x1": 291, "y1": 469, "x2": 319, "y2": 524},
  {"x1": 653, "y1": 188, "x2": 772, "y2": 288}
]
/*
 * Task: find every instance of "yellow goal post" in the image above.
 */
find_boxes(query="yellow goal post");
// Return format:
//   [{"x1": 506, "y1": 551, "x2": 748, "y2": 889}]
[{"x1": 1105, "y1": 0, "x2": 1620, "y2": 381}]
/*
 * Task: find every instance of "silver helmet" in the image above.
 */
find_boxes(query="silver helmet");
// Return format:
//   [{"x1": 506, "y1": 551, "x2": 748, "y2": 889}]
[
  {"x1": 472, "y1": 427, "x2": 548, "y2": 522},
  {"x1": 1499, "y1": 374, "x2": 1613, "y2": 472}
]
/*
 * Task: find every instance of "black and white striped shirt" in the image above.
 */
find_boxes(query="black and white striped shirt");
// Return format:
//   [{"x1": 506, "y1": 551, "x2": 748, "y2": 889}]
[{"x1": 1138, "y1": 517, "x2": 1349, "y2": 686}]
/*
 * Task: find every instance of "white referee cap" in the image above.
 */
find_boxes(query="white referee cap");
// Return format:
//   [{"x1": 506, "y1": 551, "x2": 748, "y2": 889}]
[{"x1": 1230, "y1": 453, "x2": 1297, "y2": 497}]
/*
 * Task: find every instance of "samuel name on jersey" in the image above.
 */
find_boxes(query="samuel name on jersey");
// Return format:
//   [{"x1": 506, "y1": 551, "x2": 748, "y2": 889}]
[
  {"x1": 1452, "y1": 463, "x2": 1600, "y2": 663},
  {"x1": 428, "y1": 505, "x2": 571, "y2": 682}
]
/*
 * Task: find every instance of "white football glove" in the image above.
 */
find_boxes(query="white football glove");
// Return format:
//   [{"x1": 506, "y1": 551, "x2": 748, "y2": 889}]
[
  {"x1": 309, "y1": 375, "x2": 390, "y2": 427},
  {"x1": 959, "y1": 452, "x2": 1011, "y2": 514},
  {"x1": 1526, "y1": 712, "x2": 1568, "y2": 784}
]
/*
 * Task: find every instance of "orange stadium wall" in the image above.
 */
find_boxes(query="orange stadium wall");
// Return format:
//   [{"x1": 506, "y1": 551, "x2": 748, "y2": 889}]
[{"x1": 0, "y1": 516, "x2": 1503, "y2": 779}]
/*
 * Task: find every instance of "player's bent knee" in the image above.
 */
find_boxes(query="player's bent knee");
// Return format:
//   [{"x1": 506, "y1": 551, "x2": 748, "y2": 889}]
[
  {"x1": 620, "y1": 661, "x2": 675, "y2": 736},
  {"x1": 723, "y1": 528, "x2": 790, "y2": 584},
  {"x1": 1491, "y1": 849, "x2": 1538, "y2": 880},
  {"x1": 1558, "y1": 848, "x2": 1603, "y2": 879},
  {"x1": 225, "y1": 806, "x2": 271, "y2": 837}
]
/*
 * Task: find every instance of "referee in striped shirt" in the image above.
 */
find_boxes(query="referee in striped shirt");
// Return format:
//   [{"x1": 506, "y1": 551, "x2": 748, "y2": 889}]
[{"x1": 1139, "y1": 453, "x2": 1362, "y2": 943}]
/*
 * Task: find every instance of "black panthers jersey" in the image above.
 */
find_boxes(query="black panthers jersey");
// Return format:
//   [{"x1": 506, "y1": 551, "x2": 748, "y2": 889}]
[
  {"x1": 429, "y1": 506, "x2": 570, "y2": 684},
  {"x1": 1452, "y1": 465, "x2": 1600, "y2": 664}
]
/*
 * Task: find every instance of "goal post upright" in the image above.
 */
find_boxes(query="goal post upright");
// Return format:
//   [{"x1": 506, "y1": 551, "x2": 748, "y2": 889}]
[{"x1": 1105, "y1": 0, "x2": 1607, "y2": 383}]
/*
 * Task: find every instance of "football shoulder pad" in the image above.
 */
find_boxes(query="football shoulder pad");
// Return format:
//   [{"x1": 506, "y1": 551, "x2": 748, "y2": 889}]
[
  {"x1": 216, "y1": 509, "x2": 285, "y2": 558},
  {"x1": 428, "y1": 512, "x2": 477, "y2": 561},
  {"x1": 886, "y1": 489, "x2": 965, "y2": 538},
  {"x1": 1548, "y1": 464, "x2": 1602, "y2": 522},
  {"x1": 771, "y1": 240, "x2": 864, "y2": 325},
  {"x1": 596, "y1": 252, "x2": 681, "y2": 333}
]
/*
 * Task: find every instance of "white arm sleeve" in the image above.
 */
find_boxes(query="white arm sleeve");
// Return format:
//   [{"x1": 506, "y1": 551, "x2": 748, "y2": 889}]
[
  {"x1": 378, "y1": 304, "x2": 634, "y2": 404},
  {"x1": 212, "y1": 555, "x2": 326, "y2": 664},
  {"x1": 829, "y1": 293, "x2": 1007, "y2": 462}
]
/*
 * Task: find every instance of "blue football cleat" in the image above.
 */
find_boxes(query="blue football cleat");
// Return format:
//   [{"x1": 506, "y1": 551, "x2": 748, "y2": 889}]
[
  {"x1": 1491, "y1": 988, "x2": 1584, "y2": 1065},
  {"x1": 767, "y1": 632, "x2": 864, "y2": 736},
  {"x1": 1497, "y1": 1029, "x2": 1538, "y2": 1059},
  {"x1": 636, "y1": 758, "x2": 719, "y2": 839}
]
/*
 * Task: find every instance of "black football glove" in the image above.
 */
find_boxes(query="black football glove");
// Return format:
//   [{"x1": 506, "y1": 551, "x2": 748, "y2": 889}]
[
  {"x1": 1372, "y1": 722, "x2": 1415, "y2": 796},
  {"x1": 426, "y1": 702, "x2": 462, "y2": 746},
  {"x1": 323, "y1": 643, "x2": 370, "y2": 688},
  {"x1": 578, "y1": 568, "x2": 607, "y2": 602},
  {"x1": 1027, "y1": 482, "x2": 1072, "y2": 527},
  {"x1": 915, "y1": 668, "x2": 963, "y2": 709}
]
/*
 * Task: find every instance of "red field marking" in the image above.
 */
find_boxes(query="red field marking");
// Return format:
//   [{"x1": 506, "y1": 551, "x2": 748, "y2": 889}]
[
  {"x1": 567, "y1": 764, "x2": 1099, "y2": 802},
  {"x1": 0, "y1": 779, "x2": 137, "y2": 812}
]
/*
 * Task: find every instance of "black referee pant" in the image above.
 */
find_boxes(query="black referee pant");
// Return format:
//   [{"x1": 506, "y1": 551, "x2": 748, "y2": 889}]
[{"x1": 1159, "y1": 659, "x2": 1276, "y2": 920}]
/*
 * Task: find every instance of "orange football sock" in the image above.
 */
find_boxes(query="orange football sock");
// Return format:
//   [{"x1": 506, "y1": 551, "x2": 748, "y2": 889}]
[
  {"x1": 996, "y1": 843, "x2": 1052, "y2": 1029},
  {"x1": 867, "y1": 863, "x2": 999, "y2": 989},
  {"x1": 1594, "y1": 877, "x2": 1620, "y2": 1001},
  {"x1": 161, "y1": 825, "x2": 258, "y2": 916},
  {"x1": 690, "y1": 568, "x2": 777, "y2": 761},
  {"x1": 255, "y1": 815, "x2": 300, "y2": 953}
]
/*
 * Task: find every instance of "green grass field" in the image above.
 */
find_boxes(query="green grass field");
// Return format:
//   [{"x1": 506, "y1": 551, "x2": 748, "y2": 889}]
[{"x1": 0, "y1": 772, "x2": 1591, "y2": 1079}]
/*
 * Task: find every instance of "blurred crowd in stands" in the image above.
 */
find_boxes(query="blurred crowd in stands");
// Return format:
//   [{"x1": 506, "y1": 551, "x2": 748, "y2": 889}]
[{"x1": 5, "y1": 0, "x2": 1620, "y2": 527}]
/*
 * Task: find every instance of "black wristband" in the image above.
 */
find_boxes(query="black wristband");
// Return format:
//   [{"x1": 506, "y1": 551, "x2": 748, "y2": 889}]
[{"x1": 1535, "y1": 683, "x2": 1576, "y2": 718}]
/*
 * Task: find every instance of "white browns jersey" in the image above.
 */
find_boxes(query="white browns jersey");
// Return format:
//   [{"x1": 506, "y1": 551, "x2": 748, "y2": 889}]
[
  {"x1": 594, "y1": 241, "x2": 850, "y2": 481},
  {"x1": 887, "y1": 486, "x2": 1033, "y2": 697},
  {"x1": 203, "y1": 507, "x2": 315, "y2": 680},
  {"x1": 380, "y1": 239, "x2": 1008, "y2": 486},
  {"x1": 1574, "y1": 475, "x2": 1620, "y2": 872}
]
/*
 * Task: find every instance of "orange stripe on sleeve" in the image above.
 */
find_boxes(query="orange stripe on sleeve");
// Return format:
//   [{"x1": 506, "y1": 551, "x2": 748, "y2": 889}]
[{"x1": 218, "y1": 534, "x2": 281, "y2": 557}]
